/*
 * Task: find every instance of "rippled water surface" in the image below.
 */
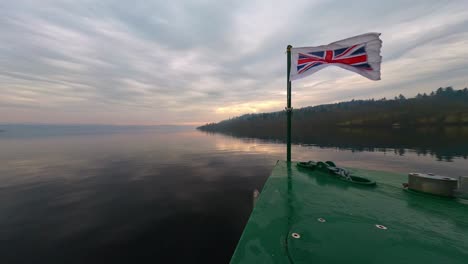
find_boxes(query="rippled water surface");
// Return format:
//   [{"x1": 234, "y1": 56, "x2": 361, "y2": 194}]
[{"x1": 1, "y1": 125, "x2": 467, "y2": 263}]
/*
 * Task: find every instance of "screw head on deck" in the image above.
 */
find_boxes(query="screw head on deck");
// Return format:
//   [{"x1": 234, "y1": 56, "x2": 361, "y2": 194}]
[
  {"x1": 375, "y1": 224, "x2": 388, "y2": 230},
  {"x1": 291, "y1": 232, "x2": 301, "y2": 239}
]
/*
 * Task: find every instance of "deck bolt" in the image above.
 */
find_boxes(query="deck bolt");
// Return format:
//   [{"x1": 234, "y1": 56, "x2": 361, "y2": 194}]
[{"x1": 291, "y1": 232, "x2": 301, "y2": 239}]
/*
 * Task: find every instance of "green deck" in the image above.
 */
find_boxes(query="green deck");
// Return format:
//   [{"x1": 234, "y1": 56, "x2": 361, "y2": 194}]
[{"x1": 231, "y1": 161, "x2": 468, "y2": 263}]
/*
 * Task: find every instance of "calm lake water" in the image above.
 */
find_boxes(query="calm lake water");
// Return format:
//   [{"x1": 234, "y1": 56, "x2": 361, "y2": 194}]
[{"x1": 1, "y1": 125, "x2": 468, "y2": 263}]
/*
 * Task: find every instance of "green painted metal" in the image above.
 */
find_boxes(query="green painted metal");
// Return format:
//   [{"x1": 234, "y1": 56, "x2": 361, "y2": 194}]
[
  {"x1": 286, "y1": 45, "x2": 292, "y2": 163},
  {"x1": 231, "y1": 161, "x2": 468, "y2": 263}
]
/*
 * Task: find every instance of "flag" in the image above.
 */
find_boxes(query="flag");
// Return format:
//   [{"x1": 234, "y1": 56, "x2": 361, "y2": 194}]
[{"x1": 290, "y1": 33, "x2": 382, "y2": 81}]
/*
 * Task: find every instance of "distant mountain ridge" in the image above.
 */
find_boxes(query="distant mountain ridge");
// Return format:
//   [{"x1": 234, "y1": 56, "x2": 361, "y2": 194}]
[{"x1": 198, "y1": 87, "x2": 468, "y2": 134}]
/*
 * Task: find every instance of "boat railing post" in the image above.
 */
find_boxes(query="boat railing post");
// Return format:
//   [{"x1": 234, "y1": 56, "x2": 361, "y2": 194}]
[{"x1": 286, "y1": 45, "x2": 292, "y2": 163}]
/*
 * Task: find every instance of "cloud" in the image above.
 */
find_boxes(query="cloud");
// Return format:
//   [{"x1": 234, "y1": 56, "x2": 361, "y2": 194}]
[
  {"x1": 0, "y1": 0, "x2": 467, "y2": 125},
  {"x1": 216, "y1": 100, "x2": 283, "y2": 115}
]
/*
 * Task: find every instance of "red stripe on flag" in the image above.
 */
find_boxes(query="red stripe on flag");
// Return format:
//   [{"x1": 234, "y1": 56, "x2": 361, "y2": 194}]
[
  {"x1": 298, "y1": 58, "x2": 322, "y2": 64},
  {"x1": 325, "y1": 50, "x2": 333, "y2": 62},
  {"x1": 298, "y1": 54, "x2": 367, "y2": 66},
  {"x1": 332, "y1": 54, "x2": 367, "y2": 65}
]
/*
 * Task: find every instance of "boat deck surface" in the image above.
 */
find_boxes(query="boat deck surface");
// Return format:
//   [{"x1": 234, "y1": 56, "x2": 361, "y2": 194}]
[{"x1": 230, "y1": 161, "x2": 468, "y2": 264}]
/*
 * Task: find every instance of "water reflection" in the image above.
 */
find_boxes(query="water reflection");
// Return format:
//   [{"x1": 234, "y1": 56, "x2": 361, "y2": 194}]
[
  {"x1": 0, "y1": 127, "x2": 276, "y2": 263},
  {"x1": 202, "y1": 126, "x2": 468, "y2": 162}
]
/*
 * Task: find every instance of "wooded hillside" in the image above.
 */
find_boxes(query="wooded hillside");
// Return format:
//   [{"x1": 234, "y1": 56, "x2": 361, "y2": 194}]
[{"x1": 198, "y1": 87, "x2": 468, "y2": 134}]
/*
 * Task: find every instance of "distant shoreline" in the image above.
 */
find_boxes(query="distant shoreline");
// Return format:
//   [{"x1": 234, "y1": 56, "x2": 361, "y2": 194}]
[{"x1": 198, "y1": 87, "x2": 468, "y2": 132}]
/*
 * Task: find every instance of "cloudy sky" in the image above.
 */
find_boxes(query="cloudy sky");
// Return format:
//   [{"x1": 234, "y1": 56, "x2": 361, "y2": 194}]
[{"x1": 1, "y1": 0, "x2": 467, "y2": 125}]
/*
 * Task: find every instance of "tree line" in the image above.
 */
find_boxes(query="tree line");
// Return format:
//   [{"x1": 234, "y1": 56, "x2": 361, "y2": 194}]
[{"x1": 198, "y1": 87, "x2": 468, "y2": 134}]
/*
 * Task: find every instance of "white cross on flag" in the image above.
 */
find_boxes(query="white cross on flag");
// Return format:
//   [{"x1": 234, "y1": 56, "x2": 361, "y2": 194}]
[{"x1": 290, "y1": 33, "x2": 382, "y2": 81}]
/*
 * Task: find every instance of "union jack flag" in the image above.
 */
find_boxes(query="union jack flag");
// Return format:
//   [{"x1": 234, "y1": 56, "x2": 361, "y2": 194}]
[
  {"x1": 297, "y1": 44, "x2": 371, "y2": 75},
  {"x1": 290, "y1": 33, "x2": 382, "y2": 81}
]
